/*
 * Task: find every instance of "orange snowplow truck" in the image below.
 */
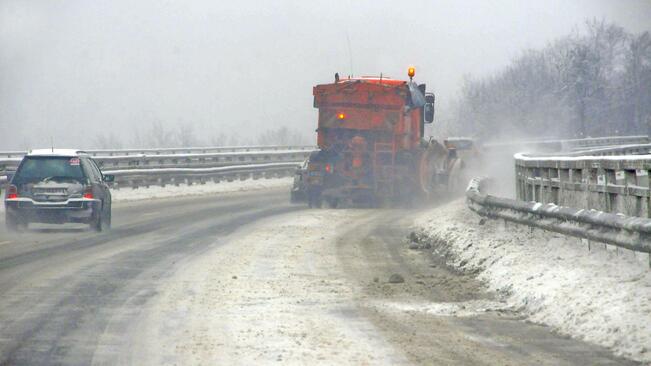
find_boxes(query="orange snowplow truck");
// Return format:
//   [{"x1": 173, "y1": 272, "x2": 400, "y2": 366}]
[{"x1": 302, "y1": 68, "x2": 467, "y2": 208}]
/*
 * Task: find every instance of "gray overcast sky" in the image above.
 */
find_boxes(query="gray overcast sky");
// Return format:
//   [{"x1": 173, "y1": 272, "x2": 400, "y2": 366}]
[{"x1": 1, "y1": 0, "x2": 650, "y2": 149}]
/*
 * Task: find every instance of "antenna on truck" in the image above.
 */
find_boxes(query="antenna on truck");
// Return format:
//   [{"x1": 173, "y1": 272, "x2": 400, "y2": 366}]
[{"x1": 345, "y1": 31, "x2": 354, "y2": 77}]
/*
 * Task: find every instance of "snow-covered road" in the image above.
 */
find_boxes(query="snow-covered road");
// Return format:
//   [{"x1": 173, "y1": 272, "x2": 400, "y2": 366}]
[
  {"x1": 115, "y1": 202, "x2": 633, "y2": 365},
  {"x1": 136, "y1": 209, "x2": 410, "y2": 365},
  {"x1": 0, "y1": 185, "x2": 642, "y2": 365}
]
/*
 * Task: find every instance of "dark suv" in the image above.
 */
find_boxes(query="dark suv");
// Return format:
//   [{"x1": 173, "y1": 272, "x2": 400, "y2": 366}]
[{"x1": 4, "y1": 149, "x2": 113, "y2": 232}]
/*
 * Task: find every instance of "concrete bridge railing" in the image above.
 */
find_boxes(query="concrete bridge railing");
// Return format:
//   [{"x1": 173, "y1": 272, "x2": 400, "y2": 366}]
[{"x1": 515, "y1": 153, "x2": 651, "y2": 218}]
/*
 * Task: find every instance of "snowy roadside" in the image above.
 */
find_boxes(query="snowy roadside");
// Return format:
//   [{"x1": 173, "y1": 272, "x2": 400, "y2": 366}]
[
  {"x1": 110, "y1": 177, "x2": 293, "y2": 202},
  {"x1": 414, "y1": 199, "x2": 651, "y2": 364}
]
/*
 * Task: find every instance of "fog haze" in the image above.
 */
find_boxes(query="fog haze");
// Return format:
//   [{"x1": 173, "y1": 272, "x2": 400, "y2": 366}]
[{"x1": 1, "y1": 0, "x2": 650, "y2": 150}]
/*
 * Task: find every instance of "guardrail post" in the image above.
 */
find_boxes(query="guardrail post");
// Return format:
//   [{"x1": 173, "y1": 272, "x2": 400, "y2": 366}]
[
  {"x1": 523, "y1": 166, "x2": 533, "y2": 201},
  {"x1": 515, "y1": 164, "x2": 522, "y2": 200},
  {"x1": 540, "y1": 167, "x2": 550, "y2": 204},
  {"x1": 636, "y1": 169, "x2": 650, "y2": 217}
]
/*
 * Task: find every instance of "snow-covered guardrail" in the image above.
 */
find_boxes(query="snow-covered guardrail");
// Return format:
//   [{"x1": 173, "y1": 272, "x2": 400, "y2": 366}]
[
  {"x1": 0, "y1": 145, "x2": 315, "y2": 159},
  {"x1": 0, "y1": 149, "x2": 312, "y2": 174},
  {"x1": 561, "y1": 135, "x2": 649, "y2": 150},
  {"x1": 563, "y1": 143, "x2": 651, "y2": 157},
  {"x1": 466, "y1": 177, "x2": 651, "y2": 267},
  {"x1": 104, "y1": 162, "x2": 300, "y2": 189},
  {"x1": 0, "y1": 146, "x2": 313, "y2": 189},
  {"x1": 482, "y1": 135, "x2": 648, "y2": 154}
]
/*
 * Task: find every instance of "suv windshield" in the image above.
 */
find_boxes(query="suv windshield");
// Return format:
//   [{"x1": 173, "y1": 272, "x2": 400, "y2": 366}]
[{"x1": 13, "y1": 156, "x2": 86, "y2": 184}]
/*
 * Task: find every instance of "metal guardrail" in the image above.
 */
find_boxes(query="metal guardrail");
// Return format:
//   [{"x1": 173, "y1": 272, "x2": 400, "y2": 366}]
[
  {"x1": 559, "y1": 135, "x2": 649, "y2": 150},
  {"x1": 0, "y1": 149, "x2": 312, "y2": 173},
  {"x1": 466, "y1": 177, "x2": 651, "y2": 267},
  {"x1": 105, "y1": 162, "x2": 300, "y2": 189},
  {"x1": 482, "y1": 135, "x2": 649, "y2": 153},
  {"x1": 564, "y1": 143, "x2": 651, "y2": 156},
  {"x1": 0, "y1": 145, "x2": 315, "y2": 159},
  {"x1": 0, "y1": 146, "x2": 313, "y2": 189}
]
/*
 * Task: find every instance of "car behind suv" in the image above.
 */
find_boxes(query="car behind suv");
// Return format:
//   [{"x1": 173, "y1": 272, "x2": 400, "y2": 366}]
[{"x1": 4, "y1": 149, "x2": 113, "y2": 231}]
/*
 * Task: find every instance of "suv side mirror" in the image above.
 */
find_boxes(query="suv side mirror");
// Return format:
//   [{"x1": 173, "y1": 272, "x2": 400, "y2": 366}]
[
  {"x1": 424, "y1": 93, "x2": 435, "y2": 123},
  {"x1": 103, "y1": 174, "x2": 115, "y2": 183},
  {"x1": 5, "y1": 172, "x2": 13, "y2": 182}
]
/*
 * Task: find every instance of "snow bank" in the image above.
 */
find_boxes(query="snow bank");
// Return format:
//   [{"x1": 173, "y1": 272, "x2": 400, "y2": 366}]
[
  {"x1": 415, "y1": 199, "x2": 651, "y2": 364},
  {"x1": 111, "y1": 177, "x2": 292, "y2": 202}
]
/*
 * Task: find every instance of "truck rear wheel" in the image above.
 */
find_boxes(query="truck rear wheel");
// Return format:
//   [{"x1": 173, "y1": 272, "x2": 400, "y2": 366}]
[{"x1": 307, "y1": 190, "x2": 322, "y2": 208}]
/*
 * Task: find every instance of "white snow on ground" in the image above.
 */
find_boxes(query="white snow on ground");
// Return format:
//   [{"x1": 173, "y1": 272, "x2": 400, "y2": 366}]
[
  {"x1": 415, "y1": 199, "x2": 651, "y2": 364},
  {"x1": 110, "y1": 177, "x2": 293, "y2": 202},
  {"x1": 135, "y1": 209, "x2": 409, "y2": 365}
]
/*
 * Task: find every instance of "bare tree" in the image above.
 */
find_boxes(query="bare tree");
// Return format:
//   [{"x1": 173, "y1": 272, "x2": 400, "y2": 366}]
[
  {"x1": 177, "y1": 123, "x2": 199, "y2": 147},
  {"x1": 257, "y1": 126, "x2": 306, "y2": 146},
  {"x1": 451, "y1": 20, "x2": 649, "y2": 141},
  {"x1": 624, "y1": 31, "x2": 651, "y2": 133},
  {"x1": 148, "y1": 121, "x2": 175, "y2": 148},
  {"x1": 93, "y1": 133, "x2": 123, "y2": 149},
  {"x1": 210, "y1": 132, "x2": 228, "y2": 146}
]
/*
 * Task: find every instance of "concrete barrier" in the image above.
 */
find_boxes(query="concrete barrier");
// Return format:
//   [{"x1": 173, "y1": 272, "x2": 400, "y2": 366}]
[{"x1": 515, "y1": 153, "x2": 651, "y2": 217}]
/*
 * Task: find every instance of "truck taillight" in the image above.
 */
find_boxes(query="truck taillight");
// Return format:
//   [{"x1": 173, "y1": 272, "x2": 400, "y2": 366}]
[
  {"x1": 83, "y1": 187, "x2": 94, "y2": 199},
  {"x1": 325, "y1": 163, "x2": 332, "y2": 173},
  {"x1": 6, "y1": 185, "x2": 18, "y2": 199}
]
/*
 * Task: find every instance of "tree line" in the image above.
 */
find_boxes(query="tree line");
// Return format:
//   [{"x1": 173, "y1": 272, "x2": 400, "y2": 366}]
[
  {"x1": 449, "y1": 19, "x2": 651, "y2": 141},
  {"x1": 93, "y1": 122, "x2": 309, "y2": 149}
]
